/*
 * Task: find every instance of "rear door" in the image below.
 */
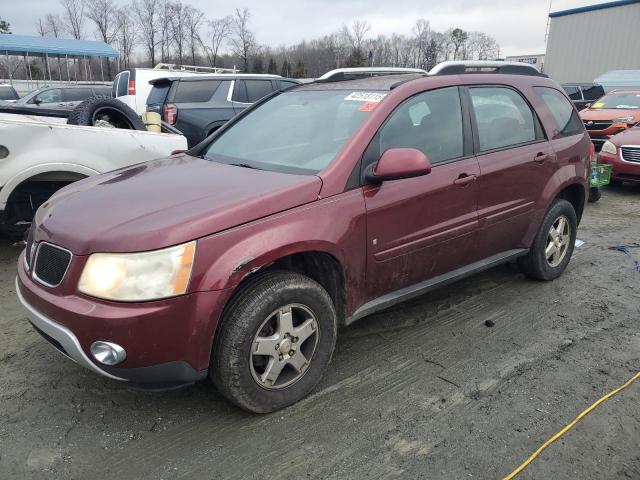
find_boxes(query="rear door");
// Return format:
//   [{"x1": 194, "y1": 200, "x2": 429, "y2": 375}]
[
  {"x1": 363, "y1": 86, "x2": 480, "y2": 299},
  {"x1": 467, "y1": 85, "x2": 554, "y2": 259},
  {"x1": 62, "y1": 87, "x2": 94, "y2": 107}
]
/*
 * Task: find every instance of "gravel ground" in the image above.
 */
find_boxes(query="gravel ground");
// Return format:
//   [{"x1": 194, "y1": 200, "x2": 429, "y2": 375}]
[{"x1": 0, "y1": 185, "x2": 639, "y2": 480}]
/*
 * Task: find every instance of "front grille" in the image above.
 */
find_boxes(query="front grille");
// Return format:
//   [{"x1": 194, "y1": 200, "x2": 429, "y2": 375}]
[
  {"x1": 33, "y1": 243, "x2": 72, "y2": 287},
  {"x1": 584, "y1": 120, "x2": 613, "y2": 131},
  {"x1": 24, "y1": 227, "x2": 34, "y2": 269},
  {"x1": 621, "y1": 147, "x2": 640, "y2": 163}
]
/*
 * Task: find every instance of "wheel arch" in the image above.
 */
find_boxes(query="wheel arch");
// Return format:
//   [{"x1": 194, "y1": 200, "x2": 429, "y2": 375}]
[{"x1": 0, "y1": 164, "x2": 98, "y2": 210}]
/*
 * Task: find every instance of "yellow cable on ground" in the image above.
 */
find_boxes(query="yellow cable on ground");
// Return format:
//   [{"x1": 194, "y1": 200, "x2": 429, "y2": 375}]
[{"x1": 502, "y1": 370, "x2": 640, "y2": 480}]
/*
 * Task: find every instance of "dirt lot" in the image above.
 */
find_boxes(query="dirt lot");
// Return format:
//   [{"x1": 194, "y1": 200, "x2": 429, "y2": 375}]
[{"x1": 0, "y1": 185, "x2": 639, "y2": 480}]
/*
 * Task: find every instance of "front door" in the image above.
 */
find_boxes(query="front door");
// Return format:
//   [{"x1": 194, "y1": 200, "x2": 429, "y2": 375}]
[{"x1": 363, "y1": 86, "x2": 480, "y2": 301}]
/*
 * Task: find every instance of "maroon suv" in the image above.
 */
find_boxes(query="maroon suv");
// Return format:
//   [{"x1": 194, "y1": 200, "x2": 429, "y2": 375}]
[{"x1": 17, "y1": 62, "x2": 591, "y2": 412}]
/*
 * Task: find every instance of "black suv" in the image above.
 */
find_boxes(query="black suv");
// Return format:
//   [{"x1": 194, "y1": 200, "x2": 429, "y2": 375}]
[
  {"x1": 562, "y1": 83, "x2": 605, "y2": 111},
  {"x1": 147, "y1": 75, "x2": 300, "y2": 147}
]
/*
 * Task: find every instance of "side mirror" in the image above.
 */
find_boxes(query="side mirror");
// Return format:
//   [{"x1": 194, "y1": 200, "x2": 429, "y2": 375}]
[
  {"x1": 33, "y1": 98, "x2": 42, "y2": 105},
  {"x1": 584, "y1": 102, "x2": 592, "y2": 109},
  {"x1": 366, "y1": 148, "x2": 431, "y2": 183}
]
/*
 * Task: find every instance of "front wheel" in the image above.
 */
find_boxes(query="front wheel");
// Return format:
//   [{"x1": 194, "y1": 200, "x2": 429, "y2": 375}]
[
  {"x1": 519, "y1": 199, "x2": 577, "y2": 281},
  {"x1": 211, "y1": 271, "x2": 337, "y2": 413}
]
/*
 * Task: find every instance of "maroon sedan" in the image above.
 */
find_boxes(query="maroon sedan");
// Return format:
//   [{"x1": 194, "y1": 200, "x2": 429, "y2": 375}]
[
  {"x1": 16, "y1": 63, "x2": 591, "y2": 412},
  {"x1": 598, "y1": 127, "x2": 640, "y2": 184}
]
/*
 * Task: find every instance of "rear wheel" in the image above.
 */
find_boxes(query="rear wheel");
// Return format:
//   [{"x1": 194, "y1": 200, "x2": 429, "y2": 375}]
[
  {"x1": 519, "y1": 199, "x2": 577, "y2": 281},
  {"x1": 211, "y1": 271, "x2": 337, "y2": 413}
]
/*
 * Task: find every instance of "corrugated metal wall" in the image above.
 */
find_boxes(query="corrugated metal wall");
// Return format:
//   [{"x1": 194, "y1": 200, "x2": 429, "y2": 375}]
[{"x1": 545, "y1": 2, "x2": 640, "y2": 83}]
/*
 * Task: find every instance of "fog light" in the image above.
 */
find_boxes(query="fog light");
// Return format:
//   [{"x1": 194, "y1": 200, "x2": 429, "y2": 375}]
[{"x1": 90, "y1": 341, "x2": 126, "y2": 366}]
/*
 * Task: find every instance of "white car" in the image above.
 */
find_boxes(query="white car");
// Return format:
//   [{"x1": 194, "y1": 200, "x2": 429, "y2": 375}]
[{"x1": 0, "y1": 111, "x2": 186, "y2": 235}]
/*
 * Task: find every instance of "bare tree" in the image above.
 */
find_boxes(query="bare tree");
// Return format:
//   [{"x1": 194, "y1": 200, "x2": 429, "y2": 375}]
[
  {"x1": 230, "y1": 8, "x2": 255, "y2": 72},
  {"x1": 168, "y1": 1, "x2": 189, "y2": 65},
  {"x1": 45, "y1": 14, "x2": 64, "y2": 37},
  {"x1": 36, "y1": 18, "x2": 48, "y2": 36},
  {"x1": 185, "y1": 6, "x2": 205, "y2": 65},
  {"x1": 86, "y1": 0, "x2": 120, "y2": 76},
  {"x1": 115, "y1": 8, "x2": 136, "y2": 68},
  {"x1": 449, "y1": 28, "x2": 468, "y2": 60},
  {"x1": 412, "y1": 19, "x2": 431, "y2": 69},
  {"x1": 132, "y1": 0, "x2": 159, "y2": 66},
  {"x1": 158, "y1": 0, "x2": 173, "y2": 63},
  {"x1": 204, "y1": 16, "x2": 231, "y2": 67},
  {"x1": 60, "y1": 0, "x2": 85, "y2": 39},
  {"x1": 340, "y1": 20, "x2": 371, "y2": 52}
]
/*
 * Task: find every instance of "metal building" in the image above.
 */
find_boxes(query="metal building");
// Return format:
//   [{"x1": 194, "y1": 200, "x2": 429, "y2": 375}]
[{"x1": 544, "y1": 0, "x2": 640, "y2": 83}]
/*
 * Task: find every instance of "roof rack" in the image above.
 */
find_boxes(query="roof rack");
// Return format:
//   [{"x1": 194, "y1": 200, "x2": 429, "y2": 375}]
[
  {"x1": 429, "y1": 61, "x2": 547, "y2": 77},
  {"x1": 153, "y1": 63, "x2": 240, "y2": 74},
  {"x1": 317, "y1": 67, "x2": 427, "y2": 83}
]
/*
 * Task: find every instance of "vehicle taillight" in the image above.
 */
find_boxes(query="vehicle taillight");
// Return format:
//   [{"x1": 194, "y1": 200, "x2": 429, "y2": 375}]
[
  {"x1": 128, "y1": 80, "x2": 136, "y2": 95},
  {"x1": 588, "y1": 142, "x2": 595, "y2": 162},
  {"x1": 163, "y1": 103, "x2": 177, "y2": 125}
]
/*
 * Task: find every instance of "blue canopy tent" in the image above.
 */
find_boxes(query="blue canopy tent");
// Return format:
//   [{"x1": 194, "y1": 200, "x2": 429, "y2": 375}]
[{"x1": 0, "y1": 33, "x2": 118, "y2": 86}]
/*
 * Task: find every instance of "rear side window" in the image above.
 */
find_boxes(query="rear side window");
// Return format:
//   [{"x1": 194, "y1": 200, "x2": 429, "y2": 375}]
[
  {"x1": 114, "y1": 71, "x2": 129, "y2": 97},
  {"x1": 535, "y1": 87, "x2": 584, "y2": 138},
  {"x1": 173, "y1": 80, "x2": 221, "y2": 103},
  {"x1": 244, "y1": 80, "x2": 275, "y2": 103},
  {"x1": 562, "y1": 86, "x2": 582, "y2": 101},
  {"x1": 379, "y1": 86, "x2": 464, "y2": 165},
  {"x1": 64, "y1": 88, "x2": 94, "y2": 102},
  {"x1": 581, "y1": 85, "x2": 604, "y2": 101},
  {"x1": 469, "y1": 87, "x2": 537, "y2": 152}
]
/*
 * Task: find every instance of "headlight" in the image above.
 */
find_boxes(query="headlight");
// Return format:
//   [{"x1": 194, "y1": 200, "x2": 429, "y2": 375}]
[
  {"x1": 78, "y1": 241, "x2": 196, "y2": 301},
  {"x1": 601, "y1": 141, "x2": 617, "y2": 155},
  {"x1": 612, "y1": 116, "x2": 634, "y2": 124}
]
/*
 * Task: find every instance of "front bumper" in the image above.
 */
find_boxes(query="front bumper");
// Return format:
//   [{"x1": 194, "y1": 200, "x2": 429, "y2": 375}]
[
  {"x1": 17, "y1": 251, "x2": 232, "y2": 388},
  {"x1": 598, "y1": 150, "x2": 640, "y2": 183}
]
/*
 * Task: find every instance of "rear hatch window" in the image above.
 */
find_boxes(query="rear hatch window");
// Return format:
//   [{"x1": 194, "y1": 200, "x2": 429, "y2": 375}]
[
  {"x1": 0, "y1": 87, "x2": 18, "y2": 100},
  {"x1": 113, "y1": 71, "x2": 130, "y2": 98},
  {"x1": 147, "y1": 82, "x2": 172, "y2": 113}
]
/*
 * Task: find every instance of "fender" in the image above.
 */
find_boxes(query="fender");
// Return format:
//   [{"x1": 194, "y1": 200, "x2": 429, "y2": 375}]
[
  {"x1": 0, "y1": 163, "x2": 99, "y2": 210},
  {"x1": 522, "y1": 163, "x2": 588, "y2": 247},
  {"x1": 190, "y1": 189, "x2": 368, "y2": 311}
]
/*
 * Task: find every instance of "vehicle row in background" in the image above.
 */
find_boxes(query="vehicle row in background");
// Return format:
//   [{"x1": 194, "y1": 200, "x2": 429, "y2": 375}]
[
  {"x1": 562, "y1": 82, "x2": 604, "y2": 110},
  {"x1": 147, "y1": 74, "x2": 300, "y2": 147},
  {"x1": 599, "y1": 126, "x2": 640, "y2": 185}
]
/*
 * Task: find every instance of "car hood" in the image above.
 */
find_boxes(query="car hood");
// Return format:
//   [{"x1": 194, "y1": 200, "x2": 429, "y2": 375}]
[
  {"x1": 34, "y1": 155, "x2": 322, "y2": 255},
  {"x1": 580, "y1": 108, "x2": 640, "y2": 122},
  {"x1": 609, "y1": 127, "x2": 640, "y2": 146}
]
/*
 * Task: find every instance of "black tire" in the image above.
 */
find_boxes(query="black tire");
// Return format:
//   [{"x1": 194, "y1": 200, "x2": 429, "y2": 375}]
[
  {"x1": 519, "y1": 199, "x2": 577, "y2": 281},
  {"x1": 211, "y1": 271, "x2": 337, "y2": 413},
  {"x1": 67, "y1": 96, "x2": 146, "y2": 131},
  {"x1": 588, "y1": 186, "x2": 601, "y2": 203}
]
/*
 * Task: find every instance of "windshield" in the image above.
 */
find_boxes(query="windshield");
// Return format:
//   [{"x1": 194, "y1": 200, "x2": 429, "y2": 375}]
[
  {"x1": 591, "y1": 92, "x2": 640, "y2": 109},
  {"x1": 203, "y1": 89, "x2": 383, "y2": 175}
]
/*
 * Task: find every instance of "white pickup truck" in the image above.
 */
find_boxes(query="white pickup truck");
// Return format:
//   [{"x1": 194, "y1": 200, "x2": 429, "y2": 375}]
[{"x1": 0, "y1": 108, "x2": 187, "y2": 235}]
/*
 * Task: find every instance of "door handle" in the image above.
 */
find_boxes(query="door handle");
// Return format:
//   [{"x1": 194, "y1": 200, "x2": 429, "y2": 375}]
[
  {"x1": 535, "y1": 153, "x2": 550, "y2": 164},
  {"x1": 453, "y1": 174, "x2": 477, "y2": 186}
]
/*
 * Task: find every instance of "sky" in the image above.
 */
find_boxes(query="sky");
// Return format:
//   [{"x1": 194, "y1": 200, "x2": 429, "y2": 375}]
[{"x1": 3, "y1": 0, "x2": 600, "y2": 56}]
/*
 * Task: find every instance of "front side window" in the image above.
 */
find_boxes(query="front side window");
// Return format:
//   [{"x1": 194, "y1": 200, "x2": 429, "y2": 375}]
[
  {"x1": 34, "y1": 89, "x2": 63, "y2": 103},
  {"x1": 203, "y1": 90, "x2": 376, "y2": 174},
  {"x1": 535, "y1": 87, "x2": 584, "y2": 138},
  {"x1": 378, "y1": 86, "x2": 464, "y2": 165},
  {"x1": 470, "y1": 86, "x2": 537, "y2": 152}
]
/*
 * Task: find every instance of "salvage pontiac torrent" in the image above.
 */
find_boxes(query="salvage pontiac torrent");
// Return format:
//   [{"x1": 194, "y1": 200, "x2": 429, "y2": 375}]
[{"x1": 17, "y1": 62, "x2": 592, "y2": 412}]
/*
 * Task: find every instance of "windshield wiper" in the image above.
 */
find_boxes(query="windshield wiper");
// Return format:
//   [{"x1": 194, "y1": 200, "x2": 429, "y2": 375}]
[{"x1": 229, "y1": 162, "x2": 261, "y2": 170}]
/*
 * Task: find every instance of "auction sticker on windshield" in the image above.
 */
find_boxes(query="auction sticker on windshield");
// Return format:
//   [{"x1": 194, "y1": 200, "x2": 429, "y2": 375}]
[{"x1": 345, "y1": 92, "x2": 387, "y2": 103}]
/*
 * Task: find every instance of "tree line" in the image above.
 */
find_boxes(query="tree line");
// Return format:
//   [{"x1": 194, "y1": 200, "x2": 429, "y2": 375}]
[{"x1": 9, "y1": 1, "x2": 500, "y2": 80}]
